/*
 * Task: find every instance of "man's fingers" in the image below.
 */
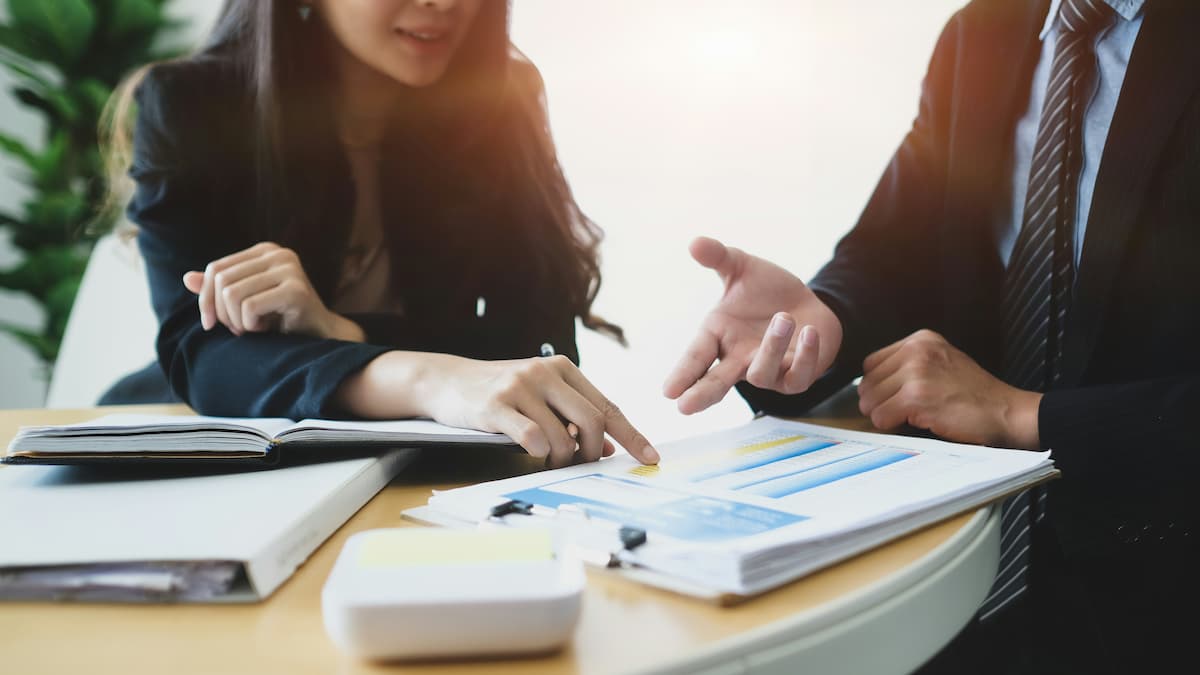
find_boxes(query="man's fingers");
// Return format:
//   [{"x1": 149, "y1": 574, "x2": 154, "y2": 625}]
[
  {"x1": 663, "y1": 330, "x2": 719, "y2": 400},
  {"x1": 746, "y1": 313, "x2": 795, "y2": 389},
  {"x1": 857, "y1": 364, "x2": 907, "y2": 417},
  {"x1": 781, "y1": 325, "x2": 821, "y2": 394},
  {"x1": 689, "y1": 236, "x2": 742, "y2": 283},
  {"x1": 558, "y1": 366, "x2": 659, "y2": 464},
  {"x1": 863, "y1": 339, "x2": 904, "y2": 373},
  {"x1": 676, "y1": 358, "x2": 742, "y2": 416},
  {"x1": 866, "y1": 392, "x2": 912, "y2": 432}
]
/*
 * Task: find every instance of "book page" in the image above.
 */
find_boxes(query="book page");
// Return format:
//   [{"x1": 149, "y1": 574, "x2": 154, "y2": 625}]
[
  {"x1": 15, "y1": 414, "x2": 295, "y2": 440},
  {"x1": 278, "y1": 418, "x2": 511, "y2": 443},
  {"x1": 7, "y1": 416, "x2": 296, "y2": 457}
]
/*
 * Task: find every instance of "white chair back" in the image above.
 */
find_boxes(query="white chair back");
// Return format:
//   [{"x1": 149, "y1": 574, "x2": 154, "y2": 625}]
[{"x1": 45, "y1": 232, "x2": 159, "y2": 408}]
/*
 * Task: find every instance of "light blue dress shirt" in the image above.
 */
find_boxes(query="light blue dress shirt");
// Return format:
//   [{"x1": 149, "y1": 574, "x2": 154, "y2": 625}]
[{"x1": 998, "y1": 0, "x2": 1145, "y2": 269}]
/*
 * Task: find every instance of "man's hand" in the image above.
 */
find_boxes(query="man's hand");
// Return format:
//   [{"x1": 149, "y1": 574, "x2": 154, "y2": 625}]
[
  {"x1": 857, "y1": 329, "x2": 1042, "y2": 449},
  {"x1": 663, "y1": 237, "x2": 843, "y2": 414}
]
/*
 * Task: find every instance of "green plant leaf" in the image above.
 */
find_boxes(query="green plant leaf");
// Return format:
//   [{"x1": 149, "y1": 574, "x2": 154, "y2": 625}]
[
  {"x1": 0, "y1": 321, "x2": 58, "y2": 363},
  {"x1": 21, "y1": 191, "x2": 90, "y2": 244},
  {"x1": 0, "y1": 55, "x2": 56, "y2": 91},
  {"x1": 0, "y1": 130, "x2": 38, "y2": 171},
  {"x1": 0, "y1": 244, "x2": 89, "y2": 296},
  {"x1": 9, "y1": 0, "x2": 97, "y2": 67},
  {"x1": 72, "y1": 78, "x2": 113, "y2": 117},
  {"x1": 0, "y1": 22, "x2": 53, "y2": 62},
  {"x1": 107, "y1": 0, "x2": 162, "y2": 41},
  {"x1": 0, "y1": 211, "x2": 25, "y2": 233},
  {"x1": 45, "y1": 274, "x2": 83, "y2": 339},
  {"x1": 17, "y1": 84, "x2": 81, "y2": 125},
  {"x1": 12, "y1": 88, "x2": 60, "y2": 127},
  {"x1": 34, "y1": 131, "x2": 71, "y2": 190},
  {"x1": 1, "y1": 0, "x2": 192, "y2": 370}
]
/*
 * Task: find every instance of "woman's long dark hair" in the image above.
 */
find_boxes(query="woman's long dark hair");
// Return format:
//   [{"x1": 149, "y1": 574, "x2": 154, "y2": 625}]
[{"x1": 103, "y1": 0, "x2": 622, "y2": 342}]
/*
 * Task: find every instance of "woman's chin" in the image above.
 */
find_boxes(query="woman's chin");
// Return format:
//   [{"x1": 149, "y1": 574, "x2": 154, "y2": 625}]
[{"x1": 384, "y1": 63, "x2": 451, "y2": 89}]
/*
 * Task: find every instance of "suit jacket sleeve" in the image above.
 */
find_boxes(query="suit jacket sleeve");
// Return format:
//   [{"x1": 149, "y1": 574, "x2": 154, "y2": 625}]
[
  {"x1": 1040, "y1": 377, "x2": 1200, "y2": 471},
  {"x1": 129, "y1": 65, "x2": 392, "y2": 419},
  {"x1": 738, "y1": 13, "x2": 961, "y2": 416}
]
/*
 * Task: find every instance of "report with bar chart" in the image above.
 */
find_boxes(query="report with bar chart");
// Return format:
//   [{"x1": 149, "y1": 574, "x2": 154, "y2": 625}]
[{"x1": 409, "y1": 417, "x2": 1057, "y2": 599}]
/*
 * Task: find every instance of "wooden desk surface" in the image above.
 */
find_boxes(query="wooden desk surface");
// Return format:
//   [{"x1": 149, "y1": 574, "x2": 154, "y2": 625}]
[{"x1": 0, "y1": 406, "x2": 976, "y2": 675}]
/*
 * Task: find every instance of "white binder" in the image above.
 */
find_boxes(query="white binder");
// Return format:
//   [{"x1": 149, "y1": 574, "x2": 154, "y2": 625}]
[{"x1": 0, "y1": 450, "x2": 414, "y2": 602}]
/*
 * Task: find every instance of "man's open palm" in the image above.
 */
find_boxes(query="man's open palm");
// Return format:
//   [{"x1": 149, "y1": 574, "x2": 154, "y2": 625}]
[{"x1": 663, "y1": 237, "x2": 843, "y2": 414}]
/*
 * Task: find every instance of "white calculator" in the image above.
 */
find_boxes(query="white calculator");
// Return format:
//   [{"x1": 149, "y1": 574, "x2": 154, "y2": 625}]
[{"x1": 321, "y1": 527, "x2": 585, "y2": 661}]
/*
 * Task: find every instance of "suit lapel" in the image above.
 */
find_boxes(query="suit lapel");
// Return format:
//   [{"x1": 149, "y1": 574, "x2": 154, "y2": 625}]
[
  {"x1": 941, "y1": 0, "x2": 1048, "y2": 369},
  {"x1": 1061, "y1": 0, "x2": 1200, "y2": 385}
]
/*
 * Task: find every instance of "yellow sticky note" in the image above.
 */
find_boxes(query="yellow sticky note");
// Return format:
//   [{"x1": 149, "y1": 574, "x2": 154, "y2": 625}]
[{"x1": 357, "y1": 528, "x2": 554, "y2": 568}]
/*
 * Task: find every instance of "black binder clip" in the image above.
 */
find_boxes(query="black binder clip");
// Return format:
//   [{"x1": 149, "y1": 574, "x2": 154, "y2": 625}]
[
  {"x1": 490, "y1": 499, "x2": 534, "y2": 518},
  {"x1": 618, "y1": 526, "x2": 647, "y2": 551}
]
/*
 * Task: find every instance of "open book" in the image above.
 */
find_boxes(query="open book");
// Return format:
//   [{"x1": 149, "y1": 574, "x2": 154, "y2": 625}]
[
  {"x1": 3, "y1": 414, "x2": 514, "y2": 464},
  {"x1": 404, "y1": 416, "x2": 1057, "y2": 603}
]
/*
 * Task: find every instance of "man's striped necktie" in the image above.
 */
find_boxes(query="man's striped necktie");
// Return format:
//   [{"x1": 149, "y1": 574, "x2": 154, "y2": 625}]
[{"x1": 978, "y1": 0, "x2": 1114, "y2": 622}]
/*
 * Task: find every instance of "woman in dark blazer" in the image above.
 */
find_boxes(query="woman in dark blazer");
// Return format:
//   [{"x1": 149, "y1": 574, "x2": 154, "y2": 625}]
[{"x1": 107, "y1": 0, "x2": 657, "y2": 467}]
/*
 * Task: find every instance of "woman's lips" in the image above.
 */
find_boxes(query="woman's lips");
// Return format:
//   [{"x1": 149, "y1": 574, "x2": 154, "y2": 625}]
[
  {"x1": 393, "y1": 25, "x2": 454, "y2": 56},
  {"x1": 397, "y1": 27, "x2": 445, "y2": 41}
]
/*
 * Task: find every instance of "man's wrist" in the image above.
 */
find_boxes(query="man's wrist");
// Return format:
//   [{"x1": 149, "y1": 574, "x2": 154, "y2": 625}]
[{"x1": 1004, "y1": 389, "x2": 1043, "y2": 450}]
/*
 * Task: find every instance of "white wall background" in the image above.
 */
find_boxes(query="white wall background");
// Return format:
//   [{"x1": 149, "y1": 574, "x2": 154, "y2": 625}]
[
  {"x1": 0, "y1": 1, "x2": 961, "y2": 443},
  {"x1": 511, "y1": 0, "x2": 960, "y2": 443}
]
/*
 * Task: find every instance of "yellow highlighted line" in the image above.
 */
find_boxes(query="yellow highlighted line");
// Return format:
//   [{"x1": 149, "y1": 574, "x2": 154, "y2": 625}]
[
  {"x1": 628, "y1": 434, "x2": 810, "y2": 477},
  {"x1": 735, "y1": 435, "x2": 807, "y2": 455}
]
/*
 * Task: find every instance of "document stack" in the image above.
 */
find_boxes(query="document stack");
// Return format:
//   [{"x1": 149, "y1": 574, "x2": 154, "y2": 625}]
[{"x1": 406, "y1": 416, "x2": 1057, "y2": 601}]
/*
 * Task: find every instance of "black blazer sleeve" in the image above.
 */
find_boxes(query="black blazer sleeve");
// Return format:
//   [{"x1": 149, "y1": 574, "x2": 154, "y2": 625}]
[
  {"x1": 129, "y1": 64, "x2": 391, "y2": 419},
  {"x1": 1040, "y1": 377, "x2": 1200, "y2": 472},
  {"x1": 737, "y1": 14, "x2": 959, "y2": 417}
]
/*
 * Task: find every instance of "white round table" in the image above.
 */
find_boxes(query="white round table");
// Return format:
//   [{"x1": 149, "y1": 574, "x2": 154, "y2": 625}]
[{"x1": 649, "y1": 506, "x2": 1000, "y2": 675}]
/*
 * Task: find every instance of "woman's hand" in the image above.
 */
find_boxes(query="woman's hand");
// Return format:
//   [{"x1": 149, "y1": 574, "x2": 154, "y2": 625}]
[
  {"x1": 182, "y1": 242, "x2": 363, "y2": 342},
  {"x1": 338, "y1": 352, "x2": 660, "y2": 468}
]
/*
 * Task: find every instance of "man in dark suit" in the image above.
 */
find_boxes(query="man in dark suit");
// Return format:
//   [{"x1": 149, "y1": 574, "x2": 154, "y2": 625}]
[{"x1": 665, "y1": 0, "x2": 1199, "y2": 671}]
